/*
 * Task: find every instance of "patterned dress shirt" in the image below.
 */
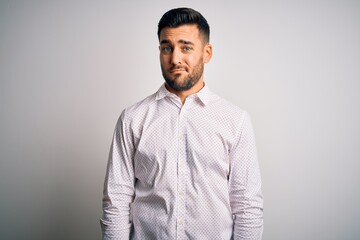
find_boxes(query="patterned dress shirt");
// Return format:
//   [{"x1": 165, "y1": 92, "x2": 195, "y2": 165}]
[{"x1": 101, "y1": 84, "x2": 263, "y2": 239}]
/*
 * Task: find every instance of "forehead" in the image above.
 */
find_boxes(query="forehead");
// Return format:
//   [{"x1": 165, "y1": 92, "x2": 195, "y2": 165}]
[{"x1": 159, "y1": 24, "x2": 202, "y2": 43}]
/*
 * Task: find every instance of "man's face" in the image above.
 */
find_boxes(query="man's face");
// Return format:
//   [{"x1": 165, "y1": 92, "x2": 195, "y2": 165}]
[{"x1": 159, "y1": 24, "x2": 212, "y2": 92}]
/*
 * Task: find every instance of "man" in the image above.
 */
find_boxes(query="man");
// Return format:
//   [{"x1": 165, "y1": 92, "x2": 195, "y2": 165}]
[{"x1": 101, "y1": 7, "x2": 263, "y2": 240}]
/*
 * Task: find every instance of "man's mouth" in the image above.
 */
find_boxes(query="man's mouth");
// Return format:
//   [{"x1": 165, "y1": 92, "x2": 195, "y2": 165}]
[{"x1": 170, "y1": 67, "x2": 186, "y2": 73}]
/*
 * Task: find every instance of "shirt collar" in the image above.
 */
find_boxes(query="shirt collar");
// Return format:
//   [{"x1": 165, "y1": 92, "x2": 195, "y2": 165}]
[
  {"x1": 155, "y1": 83, "x2": 215, "y2": 106},
  {"x1": 155, "y1": 84, "x2": 172, "y2": 101}
]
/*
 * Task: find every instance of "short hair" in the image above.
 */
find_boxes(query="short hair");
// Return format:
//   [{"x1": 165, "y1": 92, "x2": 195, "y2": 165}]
[{"x1": 157, "y1": 8, "x2": 210, "y2": 43}]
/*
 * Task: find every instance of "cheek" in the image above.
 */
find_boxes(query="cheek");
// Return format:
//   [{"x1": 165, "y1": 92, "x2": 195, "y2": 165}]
[
  {"x1": 159, "y1": 56, "x2": 167, "y2": 66},
  {"x1": 182, "y1": 55, "x2": 194, "y2": 65},
  {"x1": 186, "y1": 55, "x2": 201, "y2": 67}
]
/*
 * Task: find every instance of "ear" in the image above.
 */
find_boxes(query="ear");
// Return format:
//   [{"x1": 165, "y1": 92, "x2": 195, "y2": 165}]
[{"x1": 203, "y1": 43, "x2": 212, "y2": 64}]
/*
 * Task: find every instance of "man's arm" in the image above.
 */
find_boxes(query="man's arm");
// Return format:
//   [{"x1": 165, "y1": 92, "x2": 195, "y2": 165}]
[
  {"x1": 100, "y1": 111, "x2": 135, "y2": 240},
  {"x1": 229, "y1": 112, "x2": 263, "y2": 240}
]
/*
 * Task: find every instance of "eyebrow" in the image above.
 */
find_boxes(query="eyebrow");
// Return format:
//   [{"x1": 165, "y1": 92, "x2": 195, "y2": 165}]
[{"x1": 160, "y1": 39, "x2": 195, "y2": 45}]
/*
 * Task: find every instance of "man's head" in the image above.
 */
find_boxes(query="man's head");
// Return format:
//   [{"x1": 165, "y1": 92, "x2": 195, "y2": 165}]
[
  {"x1": 158, "y1": 8, "x2": 212, "y2": 93},
  {"x1": 158, "y1": 8, "x2": 210, "y2": 44}
]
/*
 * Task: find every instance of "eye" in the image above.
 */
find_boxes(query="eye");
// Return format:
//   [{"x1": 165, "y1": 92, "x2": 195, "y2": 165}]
[
  {"x1": 162, "y1": 46, "x2": 172, "y2": 53},
  {"x1": 183, "y1": 46, "x2": 192, "y2": 51}
]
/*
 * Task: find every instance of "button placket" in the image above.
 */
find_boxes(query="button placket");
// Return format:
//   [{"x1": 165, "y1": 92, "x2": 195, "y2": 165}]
[{"x1": 176, "y1": 105, "x2": 187, "y2": 239}]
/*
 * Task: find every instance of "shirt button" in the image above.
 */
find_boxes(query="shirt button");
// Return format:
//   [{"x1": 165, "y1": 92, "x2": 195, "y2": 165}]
[
  {"x1": 179, "y1": 191, "x2": 184, "y2": 196},
  {"x1": 178, "y1": 219, "x2": 184, "y2": 225}
]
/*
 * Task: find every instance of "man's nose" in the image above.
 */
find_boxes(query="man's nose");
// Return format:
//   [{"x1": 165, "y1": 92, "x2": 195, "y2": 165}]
[{"x1": 170, "y1": 48, "x2": 182, "y2": 65}]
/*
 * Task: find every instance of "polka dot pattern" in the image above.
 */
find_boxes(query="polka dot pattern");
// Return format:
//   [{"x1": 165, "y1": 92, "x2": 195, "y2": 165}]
[{"x1": 101, "y1": 84, "x2": 263, "y2": 239}]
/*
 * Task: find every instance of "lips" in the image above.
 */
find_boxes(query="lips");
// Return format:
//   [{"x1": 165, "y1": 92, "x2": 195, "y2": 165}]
[
  {"x1": 170, "y1": 67, "x2": 187, "y2": 73},
  {"x1": 171, "y1": 69, "x2": 185, "y2": 73}
]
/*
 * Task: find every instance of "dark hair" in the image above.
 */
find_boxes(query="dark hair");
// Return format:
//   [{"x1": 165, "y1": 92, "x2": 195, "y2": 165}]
[{"x1": 157, "y1": 8, "x2": 210, "y2": 43}]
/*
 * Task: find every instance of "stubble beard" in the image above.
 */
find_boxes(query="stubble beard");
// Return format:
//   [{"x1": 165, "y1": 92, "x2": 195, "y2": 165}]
[{"x1": 161, "y1": 59, "x2": 204, "y2": 92}]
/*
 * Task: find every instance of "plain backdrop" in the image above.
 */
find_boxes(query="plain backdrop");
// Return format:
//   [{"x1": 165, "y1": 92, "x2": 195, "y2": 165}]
[{"x1": 1, "y1": 1, "x2": 359, "y2": 239}]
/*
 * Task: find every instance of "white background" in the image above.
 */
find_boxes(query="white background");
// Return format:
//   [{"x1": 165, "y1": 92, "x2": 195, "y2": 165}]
[{"x1": 1, "y1": 1, "x2": 359, "y2": 239}]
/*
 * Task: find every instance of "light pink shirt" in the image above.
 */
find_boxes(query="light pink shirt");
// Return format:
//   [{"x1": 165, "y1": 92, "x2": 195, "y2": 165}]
[{"x1": 101, "y1": 84, "x2": 263, "y2": 239}]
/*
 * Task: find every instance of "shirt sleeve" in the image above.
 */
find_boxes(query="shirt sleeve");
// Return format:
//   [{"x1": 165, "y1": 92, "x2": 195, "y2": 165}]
[
  {"x1": 100, "y1": 110, "x2": 136, "y2": 240},
  {"x1": 228, "y1": 111, "x2": 264, "y2": 240}
]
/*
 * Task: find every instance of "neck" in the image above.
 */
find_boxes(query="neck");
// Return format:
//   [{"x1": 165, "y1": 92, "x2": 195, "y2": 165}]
[{"x1": 165, "y1": 79, "x2": 204, "y2": 104}]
